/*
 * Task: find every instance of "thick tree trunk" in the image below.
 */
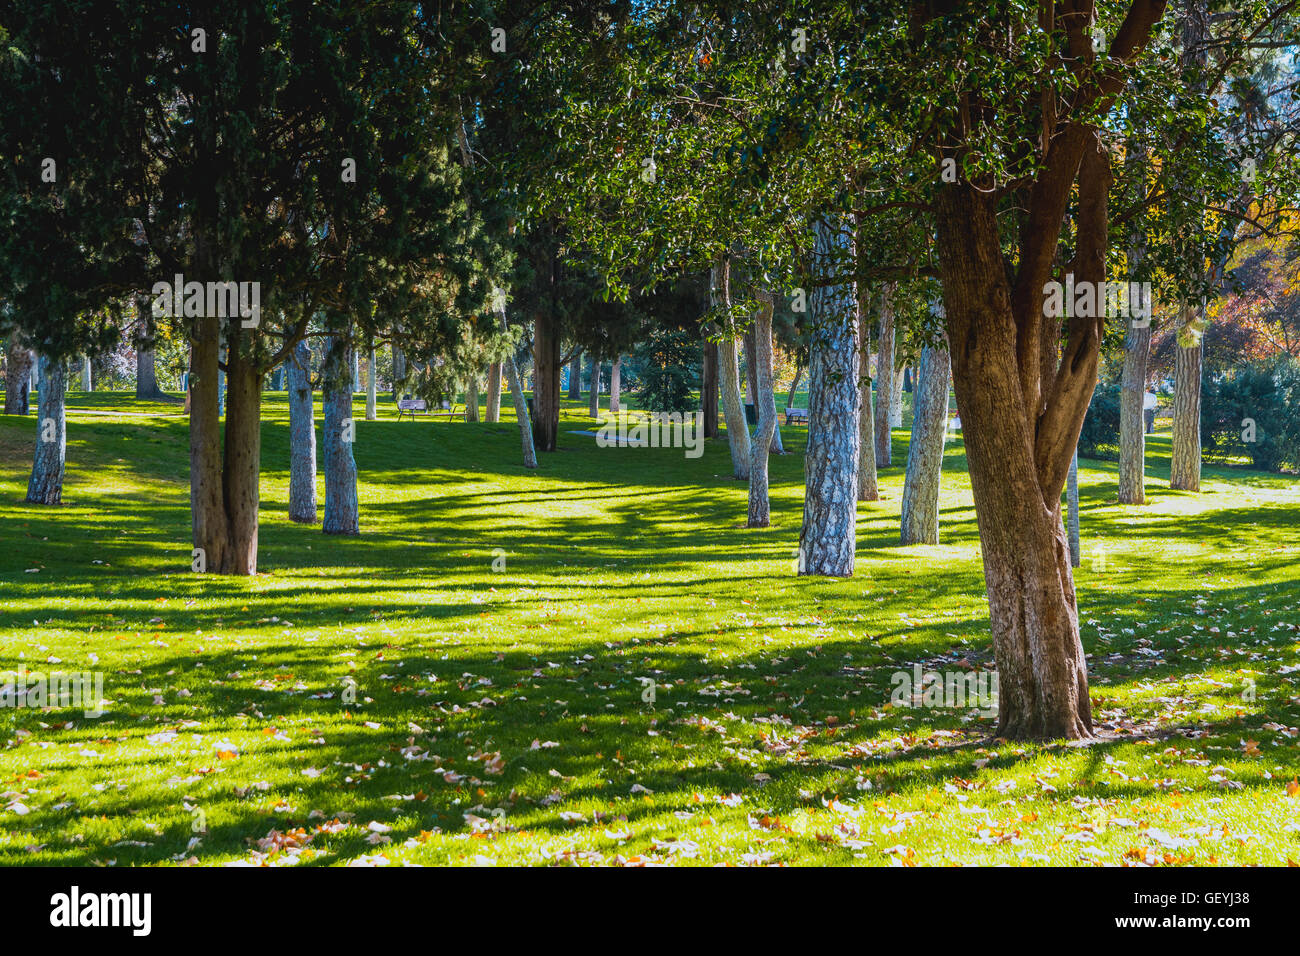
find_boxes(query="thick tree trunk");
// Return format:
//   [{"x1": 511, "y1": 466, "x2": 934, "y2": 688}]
[
  {"x1": 496, "y1": 308, "x2": 538, "y2": 468},
  {"x1": 568, "y1": 352, "x2": 582, "y2": 400},
  {"x1": 587, "y1": 356, "x2": 601, "y2": 417},
  {"x1": 365, "y1": 346, "x2": 378, "y2": 421},
  {"x1": 856, "y1": 284, "x2": 879, "y2": 502},
  {"x1": 287, "y1": 341, "x2": 317, "y2": 524},
  {"x1": 874, "y1": 285, "x2": 896, "y2": 466},
  {"x1": 26, "y1": 355, "x2": 66, "y2": 505},
  {"x1": 900, "y1": 336, "x2": 949, "y2": 544},
  {"x1": 712, "y1": 257, "x2": 750, "y2": 479},
  {"x1": 322, "y1": 333, "x2": 359, "y2": 535},
  {"x1": 744, "y1": 325, "x2": 758, "y2": 409},
  {"x1": 532, "y1": 310, "x2": 561, "y2": 452},
  {"x1": 749, "y1": 325, "x2": 782, "y2": 454},
  {"x1": 1170, "y1": 311, "x2": 1203, "y2": 491},
  {"x1": 934, "y1": 187, "x2": 1095, "y2": 741},
  {"x1": 701, "y1": 339, "x2": 719, "y2": 438},
  {"x1": 1067, "y1": 448, "x2": 1081, "y2": 568},
  {"x1": 465, "y1": 372, "x2": 480, "y2": 422},
  {"x1": 747, "y1": 292, "x2": 778, "y2": 527},
  {"x1": 1117, "y1": 324, "x2": 1152, "y2": 504},
  {"x1": 5, "y1": 340, "x2": 32, "y2": 415},
  {"x1": 485, "y1": 361, "x2": 502, "y2": 422},
  {"x1": 798, "y1": 218, "x2": 859, "y2": 577},
  {"x1": 80, "y1": 356, "x2": 92, "y2": 391},
  {"x1": 221, "y1": 338, "x2": 263, "y2": 573},
  {"x1": 134, "y1": 303, "x2": 166, "y2": 400},
  {"x1": 609, "y1": 356, "x2": 621, "y2": 414}
]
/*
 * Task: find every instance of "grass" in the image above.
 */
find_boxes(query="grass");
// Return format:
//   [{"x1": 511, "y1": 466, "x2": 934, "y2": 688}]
[{"x1": 0, "y1": 389, "x2": 1298, "y2": 867}]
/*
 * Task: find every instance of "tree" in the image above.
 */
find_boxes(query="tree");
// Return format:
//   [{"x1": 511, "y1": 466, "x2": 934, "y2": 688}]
[
  {"x1": 900, "y1": 334, "x2": 949, "y2": 546},
  {"x1": 286, "y1": 340, "x2": 317, "y2": 524}
]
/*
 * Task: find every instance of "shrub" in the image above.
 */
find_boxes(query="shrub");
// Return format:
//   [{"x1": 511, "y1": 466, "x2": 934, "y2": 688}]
[
  {"x1": 1078, "y1": 383, "x2": 1121, "y2": 460},
  {"x1": 1202, "y1": 358, "x2": 1300, "y2": 472}
]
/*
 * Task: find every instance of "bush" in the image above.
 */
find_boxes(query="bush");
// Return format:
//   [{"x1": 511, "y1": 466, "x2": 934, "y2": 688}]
[
  {"x1": 635, "y1": 326, "x2": 700, "y2": 413},
  {"x1": 1202, "y1": 358, "x2": 1300, "y2": 472},
  {"x1": 1078, "y1": 383, "x2": 1121, "y2": 460}
]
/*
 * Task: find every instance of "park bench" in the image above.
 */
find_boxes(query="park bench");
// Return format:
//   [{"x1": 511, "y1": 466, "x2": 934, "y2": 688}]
[
  {"x1": 396, "y1": 397, "x2": 429, "y2": 421},
  {"x1": 785, "y1": 406, "x2": 809, "y2": 426},
  {"x1": 433, "y1": 399, "x2": 464, "y2": 421}
]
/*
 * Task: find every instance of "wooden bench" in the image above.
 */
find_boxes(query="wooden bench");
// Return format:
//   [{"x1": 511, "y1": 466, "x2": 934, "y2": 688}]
[
  {"x1": 433, "y1": 400, "x2": 464, "y2": 421},
  {"x1": 396, "y1": 397, "x2": 429, "y2": 421},
  {"x1": 785, "y1": 407, "x2": 809, "y2": 426}
]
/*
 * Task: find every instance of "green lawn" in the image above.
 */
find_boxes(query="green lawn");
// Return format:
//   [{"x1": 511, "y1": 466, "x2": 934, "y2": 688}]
[{"x1": 1, "y1": 390, "x2": 1298, "y2": 866}]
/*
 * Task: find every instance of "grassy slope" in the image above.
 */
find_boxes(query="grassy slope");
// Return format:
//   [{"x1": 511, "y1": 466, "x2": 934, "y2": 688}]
[{"x1": 0, "y1": 390, "x2": 1297, "y2": 867}]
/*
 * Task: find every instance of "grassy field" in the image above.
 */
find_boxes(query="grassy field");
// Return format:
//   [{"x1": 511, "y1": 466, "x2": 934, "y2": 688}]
[{"x1": 1, "y1": 389, "x2": 1298, "y2": 867}]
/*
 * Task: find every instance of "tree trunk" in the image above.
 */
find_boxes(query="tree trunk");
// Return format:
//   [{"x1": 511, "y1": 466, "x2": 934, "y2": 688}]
[
  {"x1": 900, "y1": 335, "x2": 949, "y2": 544},
  {"x1": 80, "y1": 356, "x2": 92, "y2": 391},
  {"x1": 1067, "y1": 448, "x2": 1081, "y2": 568},
  {"x1": 798, "y1": 218, "x2": 859, "y2": 577},
  {"x1": 287, "y1": 340, "x2": 317, "y2": 524},
  {"x1": 465, "y1": 372, "x2": 480, "y2": 422},
  {"x1": 1117, "y1": 323, "x2": 1152, "y2": 504},
  {"x1": 532, "y1": 309, "x2": 561, "y2": 452},
  {"x1": 1170, "y1": 308, "x2": 1203, "y2": 491},
  {"x1": 785, "y1": 359, "x2": 803, "y2": 411},
  {"x1": 934, "y1": 187, "x2": 1095, "y2": 741},
  {"x1": 609, "y1": 356, "x2": 621, "y2": 414},
  {"x1": 322, "y1": 333, "x2": 359, "y2": 535},
  {"x1": 391, "y1": 345, "x2": 406, "y2": 400},
  {"x1": 497, "y1": 308, "x2": 537, "y2": 468},
  {"x1": 874, "y1": 284, "x2": 896, "y2": 466},
  {"x1": 744, "y1": 325, "x2": 758, "y2": 409},
  {"x1": 856, "y1": 283, "x2": 879, "y2": 502},
  {"x1": 568, "y1": 351, "x2": 582, "y2": 400},
  {"x1": 352, "y1": 348, "x2": 362, "y2": 395},
  {"x1": 587, "y1": 356, "x2": 601, "y2": 417},
  {"x1": 5, "y1": 339, "x2": 32, "y2": 415},
  {"x1": 701, "y1": 339, "x2": 719, "y2": 438},
  {"x1": 747, "y1": 292, "x2": 778, "y2": 527},
  {"x1": 889, "y1": 364, "x2": 905, "y2": 427},
  {"x1": 712, "y1": 256, "x2": 750, "y2": 479},
  {"x1": 485, "y1": 361, "x2": 502, "y2": 422},
  {"x1": 26, "y1": 354, "x2": 66, "y2": 505},
  {"x1": 134, "y1": 302, "x2": 165, "y2": 400},
  {"x1": 365, "y1": 346, "x2": 378, "y2": 421}
]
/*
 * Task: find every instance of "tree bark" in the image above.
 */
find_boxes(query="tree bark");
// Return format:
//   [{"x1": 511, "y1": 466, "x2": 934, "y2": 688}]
[
  {"x1": 26, "y1": 354, "x2": 66, "y2": 505},
  {"x1": 856, "y1": 283, "x2": 879, "y2": 502},
  {"x1": 134, "y1": 300, "x2": 166, "y2": 400},
  {"x1": 900, "y1": 335, "x2": 949, "y2": 544},
  {"x1": 5, "y1": 339, "x2": 32, "y2": 415},
  {"x1": 587, "y1": 355, "x2": 601, "y2": 417},
  {"x1": 747, "y1": 291, "x2": 778, "y2": 527},
  {"x1": 712, "y1": 256, "x2": 750, "y2": 479},
  {"x1": 798, "y1": 218, "x2": 859, "y2": 577},
  {"x1": 287, "y1": 340, "x2": 317, "y2": 524},
  {"x1": 532, "y1": 309, "x2": 561, "y2": 452},
  {"x1": 785, "y1": 358, "x2": 803, "y2": 411},
  {"x1": 609, "y1": 356, "x2": 621, "y2": 414},
  {"x1": 485, "y1": 361, "x2": 502, "y2": 422},
  {"x1": 391, "y1": 345, "x2": 406, "y2": 400},
  {"x1": 322, "y1": 333, "x2": 359, "y2": 535},
  {"x1": 701, "y1": 338, "x2": 718, "y2": 438},
  {"x1": 889, "y1": 364, "x2": 905, "y2": 427},
  {"x1": 1117, "y1": 323, "x2": 1152, "y2": 503},
  {"x1": 874, "y1": 284, "x2": 896, "y2": 466},
  {"x1": 568, "y1": 351, "x2": 582, "y2": 400},
  {"x1": 1170, "y1": 308, "x2": 1203, "y2": 491},
  {"x1": 80, "y1": 356, "x2": 92, "y2": 391}
]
